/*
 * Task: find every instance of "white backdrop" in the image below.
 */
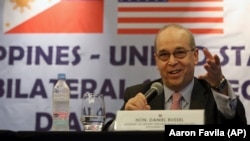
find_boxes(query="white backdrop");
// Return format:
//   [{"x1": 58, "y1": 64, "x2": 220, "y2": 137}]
[{"x1": 0, "y1": 0, "x2": 250, "y2": 131}]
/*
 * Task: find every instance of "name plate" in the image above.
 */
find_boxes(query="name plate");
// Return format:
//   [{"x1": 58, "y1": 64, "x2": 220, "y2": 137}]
[{"x1": 114, "y1": 110, "x2": 204, "y2": 131}]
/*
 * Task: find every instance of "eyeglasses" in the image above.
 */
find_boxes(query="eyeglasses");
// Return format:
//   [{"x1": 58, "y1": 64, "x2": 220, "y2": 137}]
[{"x1": 156, "y1": 48, "x2": 195, "y2": 61}]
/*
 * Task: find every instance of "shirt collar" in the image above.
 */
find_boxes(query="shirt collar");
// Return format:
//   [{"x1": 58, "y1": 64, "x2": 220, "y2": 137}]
[{"x1": 164, "y1": 78, "x2": 194, "y2": 104}]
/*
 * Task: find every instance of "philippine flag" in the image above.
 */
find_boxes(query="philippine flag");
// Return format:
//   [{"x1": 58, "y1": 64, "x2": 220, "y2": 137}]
[{"x1": 3, "y1": 0, "x2": 104, "y2": 34}]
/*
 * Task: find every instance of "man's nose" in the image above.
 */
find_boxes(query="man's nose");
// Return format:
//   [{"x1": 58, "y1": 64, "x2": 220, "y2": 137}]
[{"x1": 167, "y1": 54, "x2": 178, "y2": 65}]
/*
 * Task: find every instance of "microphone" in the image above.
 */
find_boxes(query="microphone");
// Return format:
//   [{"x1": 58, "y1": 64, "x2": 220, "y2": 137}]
[{"x1": 144, "y1": 82, "x2": 163, "y2": 102}]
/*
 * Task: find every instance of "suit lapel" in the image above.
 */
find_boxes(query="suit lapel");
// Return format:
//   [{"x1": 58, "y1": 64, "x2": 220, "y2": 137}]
[{"x1": 189, "y1": 78, "x2": 209, "y2": 109}]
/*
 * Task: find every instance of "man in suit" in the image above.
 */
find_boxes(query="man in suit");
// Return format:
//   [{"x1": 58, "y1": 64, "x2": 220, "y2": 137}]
[{"x1": 103, "y1": 24, "x2": 246, "y2": 130}]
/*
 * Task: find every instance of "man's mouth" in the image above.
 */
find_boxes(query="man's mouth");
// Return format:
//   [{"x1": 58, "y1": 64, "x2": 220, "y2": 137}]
[{"x1": 169, "y1": 69, "x2": 181, "y2": 74}]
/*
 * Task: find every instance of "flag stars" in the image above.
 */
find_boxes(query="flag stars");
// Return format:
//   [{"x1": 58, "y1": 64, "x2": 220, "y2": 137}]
[{"x1": 10, "y1": 0, "x2": 34, "y2": 13}]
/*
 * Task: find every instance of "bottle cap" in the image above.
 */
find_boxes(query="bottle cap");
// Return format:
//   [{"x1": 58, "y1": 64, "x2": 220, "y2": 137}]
[{"x1": 58, "y1": 73, "x2": 66, "y2": 79}]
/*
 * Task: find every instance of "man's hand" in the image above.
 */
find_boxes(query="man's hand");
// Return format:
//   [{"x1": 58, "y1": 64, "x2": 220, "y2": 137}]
[
  {"x1": 125, "y1": 93, "x2": 151, "y2": 110},
  {"x1": 198, "y1": 48, "x2": 227, "y2": 94}
]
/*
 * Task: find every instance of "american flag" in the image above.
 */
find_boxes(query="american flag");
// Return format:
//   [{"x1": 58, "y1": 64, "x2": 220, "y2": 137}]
[{"x1": 117, "y1": 0, "x2": 223, "y2": 34}]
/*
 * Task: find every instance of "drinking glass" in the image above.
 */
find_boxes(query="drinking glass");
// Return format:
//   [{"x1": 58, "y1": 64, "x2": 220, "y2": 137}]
[{"x1": 81, "y1": 93, "x2": 106, "y2": 131}]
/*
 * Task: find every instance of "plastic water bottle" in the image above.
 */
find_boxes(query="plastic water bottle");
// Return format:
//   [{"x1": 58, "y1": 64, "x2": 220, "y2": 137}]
[{"x1": 52, "y1": 73, "x2": 70, "y2": 131}]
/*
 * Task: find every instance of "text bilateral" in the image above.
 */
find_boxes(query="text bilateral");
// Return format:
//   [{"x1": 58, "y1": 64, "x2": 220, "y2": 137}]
[
  {"x1": 0, "y1": 78, "x2": 127, "y2": 99},
  {"x1": 1, "y1": 78, "x2": 250, "y2": 100}
]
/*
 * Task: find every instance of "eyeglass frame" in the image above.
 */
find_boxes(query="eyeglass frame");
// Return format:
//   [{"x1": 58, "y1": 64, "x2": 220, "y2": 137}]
[{"x1": 155, "y1": 48, "x2": 195, "y2": 62}]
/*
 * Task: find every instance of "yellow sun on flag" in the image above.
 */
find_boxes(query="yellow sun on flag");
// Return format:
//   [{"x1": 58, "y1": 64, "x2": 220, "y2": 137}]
[{"x1": 10, "y1": 0, "x2": 34, "y2": 13}]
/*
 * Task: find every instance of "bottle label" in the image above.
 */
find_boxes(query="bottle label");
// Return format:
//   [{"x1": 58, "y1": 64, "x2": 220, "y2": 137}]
[{"x1": 53, "y1": 112, "x2": 69, "y2": 119}]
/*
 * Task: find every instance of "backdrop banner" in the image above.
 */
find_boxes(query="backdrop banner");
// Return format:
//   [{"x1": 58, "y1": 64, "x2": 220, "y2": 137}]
[{"x1": 0, "y1": 0, "x2": 250, "y2": 131}]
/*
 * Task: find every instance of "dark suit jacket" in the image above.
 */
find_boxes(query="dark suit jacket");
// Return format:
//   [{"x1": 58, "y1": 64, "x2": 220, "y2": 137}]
[{"x1": 103, "y1": 78, "x2": 247, "y2": 130}]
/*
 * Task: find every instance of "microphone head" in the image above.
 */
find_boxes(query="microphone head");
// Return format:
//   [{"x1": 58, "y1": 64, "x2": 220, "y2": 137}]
[{"x1": 151, "y1": 82, "x2": 163, "y2": 95}]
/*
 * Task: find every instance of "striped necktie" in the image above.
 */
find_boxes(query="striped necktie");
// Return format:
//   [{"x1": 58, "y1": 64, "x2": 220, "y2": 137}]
[{"x1": 170, "y1": 92, "x2": 182, "y2": 110}]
